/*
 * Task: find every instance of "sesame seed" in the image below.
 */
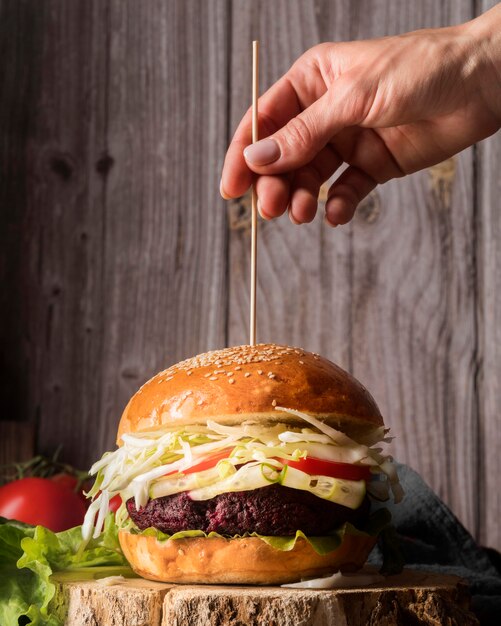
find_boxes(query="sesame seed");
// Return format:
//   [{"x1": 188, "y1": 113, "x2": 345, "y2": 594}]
[
  {"x1": 272, "y1": 399, "x2": 277, "y2": 406},
  {"x1": 185, "y1": 391, "x2": 192, "y2": 396},
  {"x1": 165, "y1": 344, "x2": 312, "y2": 374},
  {"x1": 235, "y1": 366, "x2": 242, "y2": 371},
  {"x1": 209, "y1": 376, "x2": 218, "y2": 381},
  {"x1": 268, "y1": 373, "x2": 276, "y2": 379},
  {"x1": 166, "y1": 376, "x2": 173, "y2": 381},
  {"x1": 299, "y1": 360, "x2": 304, "y2": 365},
  {"x1": 187, "y1": 371, "x2": 192, "y2": 376},
  {"x1": 204, "y1": 373, "x2": 211, "y2": 378},
  {"x1": 228, "y1": 379, "x2": 235, "y2": 384},
  {"x1": 258, "y1": 370, "x2": 263, "y2": 375},
  {"x1": 197, "y1": 399, "x2": 204, "y2": 405},
  {"x1": 244, "y1": 372, "x2": 251, "y2": 378}
]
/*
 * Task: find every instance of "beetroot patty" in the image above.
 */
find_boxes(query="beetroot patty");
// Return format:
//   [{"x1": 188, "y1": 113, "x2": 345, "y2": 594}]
[{"x1": 126, "y1": 485, "x2": 369, "y2": 536}]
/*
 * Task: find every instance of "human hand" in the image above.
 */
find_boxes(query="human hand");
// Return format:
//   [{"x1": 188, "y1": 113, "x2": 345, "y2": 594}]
[{"x1": 221, "y1": 6, "x2": 501, "y2": 226}]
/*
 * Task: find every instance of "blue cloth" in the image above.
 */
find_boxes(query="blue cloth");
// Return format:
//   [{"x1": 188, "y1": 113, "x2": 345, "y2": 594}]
[{"x1": 368, "y1": 464, "x2": 501, "y2": 625}]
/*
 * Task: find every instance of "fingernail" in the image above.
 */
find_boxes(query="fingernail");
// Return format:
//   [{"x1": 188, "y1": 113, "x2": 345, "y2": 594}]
[
  {"x1": 257, "y1": 198, "x2": 270, "y2": 220},
  {"x1": 325, "y1": 198, "x2": 341, "y2": 227},
  {"x1": 288, "y1": 209, "x2": 301, "y2": 225},
  {"x1": 324, "y1": 215, "x2": 338, "y2": 228},
  {"x1": 257, "y1": 198, "x2": 264, "y2": 218},
  {"x1": 244, "y1": 138, "x2": 281, "y2": 166},
  {"x1": 220, "y1": 178, "x2": 231, "y2": 200}
]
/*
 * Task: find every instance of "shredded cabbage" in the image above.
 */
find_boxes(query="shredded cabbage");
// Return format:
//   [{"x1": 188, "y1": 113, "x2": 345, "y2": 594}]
[
  {"x1": 277, "y1": 408, "x2": 403, "y2": 505},
  {"x1": 82, "y1": 410, "x2": 402, "y2": 540}
]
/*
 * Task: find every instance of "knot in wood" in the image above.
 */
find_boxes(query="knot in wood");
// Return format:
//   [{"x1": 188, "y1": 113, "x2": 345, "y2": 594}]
[
  {"x1": 49, "y1": 152, "x2": 75, "y2": 181},
  {"x1": 428, "y1": 158, "x2": 456, "y2": 209},
  {"x1": 96, "y1": 153, "x2": 115, "y2": 176},
  {"x1": 228, "y1": 193, "x2": 252, "y2": 232},
  {"x1": 356, "y1": 191, "x2": 380, "y2": 224},
  {"x1": 121, "y1": 367, "x2": 140, "y2": 380}
]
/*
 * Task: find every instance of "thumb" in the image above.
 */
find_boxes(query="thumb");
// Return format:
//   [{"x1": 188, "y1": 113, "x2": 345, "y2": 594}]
[{"x1": 243, "y1": 82, "x2": 355, "y2": 174}]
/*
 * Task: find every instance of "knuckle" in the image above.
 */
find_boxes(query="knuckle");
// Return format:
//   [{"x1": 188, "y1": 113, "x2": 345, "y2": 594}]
[{"x1": 283, "y1": 115, "x2": 315, "y2": 151}]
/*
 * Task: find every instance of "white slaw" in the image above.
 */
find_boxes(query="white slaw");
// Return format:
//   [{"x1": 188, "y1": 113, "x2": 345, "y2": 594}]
[{"x1": 82, "y1": 407, "x2": 402, "y2": 541}]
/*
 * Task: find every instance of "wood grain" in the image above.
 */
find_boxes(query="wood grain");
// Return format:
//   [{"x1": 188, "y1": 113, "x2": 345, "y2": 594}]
[
  {"x1": 57, "y1": 571, "x2": 478, "y2": 626},
  {"x1": 228, "y1": 0, "x2": 353, "y2": 371},
  {"x1": 0, "y1": 422, "x2": 35, "y2": 470},
  {"x1": 0, "y1": 0, "x2": 229, "y2": 468},
  {"x1": 0, "y1": 1, "x2": 44, "y2": 438},
  {"x1": 478, "y1": 0, "x2": 501, "y2": 550},
  {"x1": 347, "y1": 3, "x2": 479, "y2": 538}
]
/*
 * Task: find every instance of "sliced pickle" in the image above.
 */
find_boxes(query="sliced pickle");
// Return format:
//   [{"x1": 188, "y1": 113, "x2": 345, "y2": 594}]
[{"x1": 310, "y1": 476, "x2": 366, "y2": 509}]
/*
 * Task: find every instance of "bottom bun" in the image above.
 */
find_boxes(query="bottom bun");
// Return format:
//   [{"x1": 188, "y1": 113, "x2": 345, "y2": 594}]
[{"x1": 118, "y1": 530, "x2": 377, "y2": 585}]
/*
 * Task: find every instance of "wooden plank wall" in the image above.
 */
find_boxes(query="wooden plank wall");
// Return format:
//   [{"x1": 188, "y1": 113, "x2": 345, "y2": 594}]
[
  {"x1": 228, "y1": 0, "x2": 480, "y2": 541},
  {"x1": 0, "y1": 0, "x2": 499, "y2": 549},
  {"x1": 0, "y1": 0, "x2": 229, "y2": 462},
  {"x1": 479, "y1": 0, "x2": 501, "y2": 550}
]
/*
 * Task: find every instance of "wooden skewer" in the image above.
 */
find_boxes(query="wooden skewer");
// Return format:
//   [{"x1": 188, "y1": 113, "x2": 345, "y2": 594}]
[{"x1": 250, "y1": 40, "x2": 259, "y2": 346}]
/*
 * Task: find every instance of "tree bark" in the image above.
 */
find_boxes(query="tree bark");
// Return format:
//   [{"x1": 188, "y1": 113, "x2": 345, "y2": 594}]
[{"x1": 57, "y1": 569, "x2": 478, "y2": 626}]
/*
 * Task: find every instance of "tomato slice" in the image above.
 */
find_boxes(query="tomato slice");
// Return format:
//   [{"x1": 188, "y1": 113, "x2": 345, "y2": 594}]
[
  {"x1": 176, "y1": 449, "x2": 233, "y2": 476},
  {"x1": 109, "y1": 494, "x2": 122, "y2": 512},
  {"x1": 163, "y1": 450, "x2": 371, "y2": 482},
  {"x1": 283, "y1": 458, "x2": 372, "y2": 481}
]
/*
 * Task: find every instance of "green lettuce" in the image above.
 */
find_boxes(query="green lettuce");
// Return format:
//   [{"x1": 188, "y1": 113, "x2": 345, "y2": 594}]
[
  {"x1": 128, "y1": 507, "x2": 391, "y2": 557},
  {"x1": 0, "y1": 515, "x2": 132, "y2": 626}
]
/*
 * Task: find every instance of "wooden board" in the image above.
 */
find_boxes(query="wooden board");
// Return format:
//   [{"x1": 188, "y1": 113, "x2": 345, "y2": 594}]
[
  {"x1": 0, "y1": 421, "x2": 35, "y2": 470},
  {"x1": 56, "y1": 570, "x2": 478, "y2": 626},
  {"x1": 478, "y1": 0, "x2": 501, "y2": 549}
]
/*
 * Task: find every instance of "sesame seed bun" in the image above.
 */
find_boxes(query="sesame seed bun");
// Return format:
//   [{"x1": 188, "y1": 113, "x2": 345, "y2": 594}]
[
  {"x1": 118, "y1": 529, "x2": 377, "y2": 585},
  {"x1": 116, "y1": 344, "x2": 385, "y2": 584},
  {"x1": 117, "y1": 344, "x2": 383, "y2": 444}
]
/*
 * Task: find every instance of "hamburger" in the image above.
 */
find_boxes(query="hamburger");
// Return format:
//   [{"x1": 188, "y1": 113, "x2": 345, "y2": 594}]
[{"x1": 83, "y1": 344, "x2": 402, "y2": 584}]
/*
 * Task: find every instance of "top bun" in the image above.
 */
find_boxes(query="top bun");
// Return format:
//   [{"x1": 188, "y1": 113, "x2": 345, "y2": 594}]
[{"x1": 117, "y1": 344, "x2": 383, "y2": 443}]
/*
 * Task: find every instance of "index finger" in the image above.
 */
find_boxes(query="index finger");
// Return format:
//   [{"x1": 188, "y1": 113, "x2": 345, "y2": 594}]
[{"x1": 221, "y1": 76, "x2": 303, "y2": 199}]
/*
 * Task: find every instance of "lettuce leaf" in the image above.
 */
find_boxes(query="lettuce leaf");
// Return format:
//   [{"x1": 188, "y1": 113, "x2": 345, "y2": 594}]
[
  {"x1": 128, "y1": 507, "x2": 392, "y2": 557},
  {"x1": 0, "y1": 515, "x2": 132, "y2": 626}
]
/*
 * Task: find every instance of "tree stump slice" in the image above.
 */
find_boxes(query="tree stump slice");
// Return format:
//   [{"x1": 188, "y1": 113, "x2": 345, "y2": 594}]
[{"x1": 57, "y1": 569, "x2": 478, "y2": 626}]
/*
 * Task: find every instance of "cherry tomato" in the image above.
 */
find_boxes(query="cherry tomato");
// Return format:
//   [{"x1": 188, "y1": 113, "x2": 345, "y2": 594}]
[
  {"x1": 283, "y1": 458, "x2": 372, "y2": 481},
  {"x1": 0, "y1": 477, "x2": 87, "y2": 532}
]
